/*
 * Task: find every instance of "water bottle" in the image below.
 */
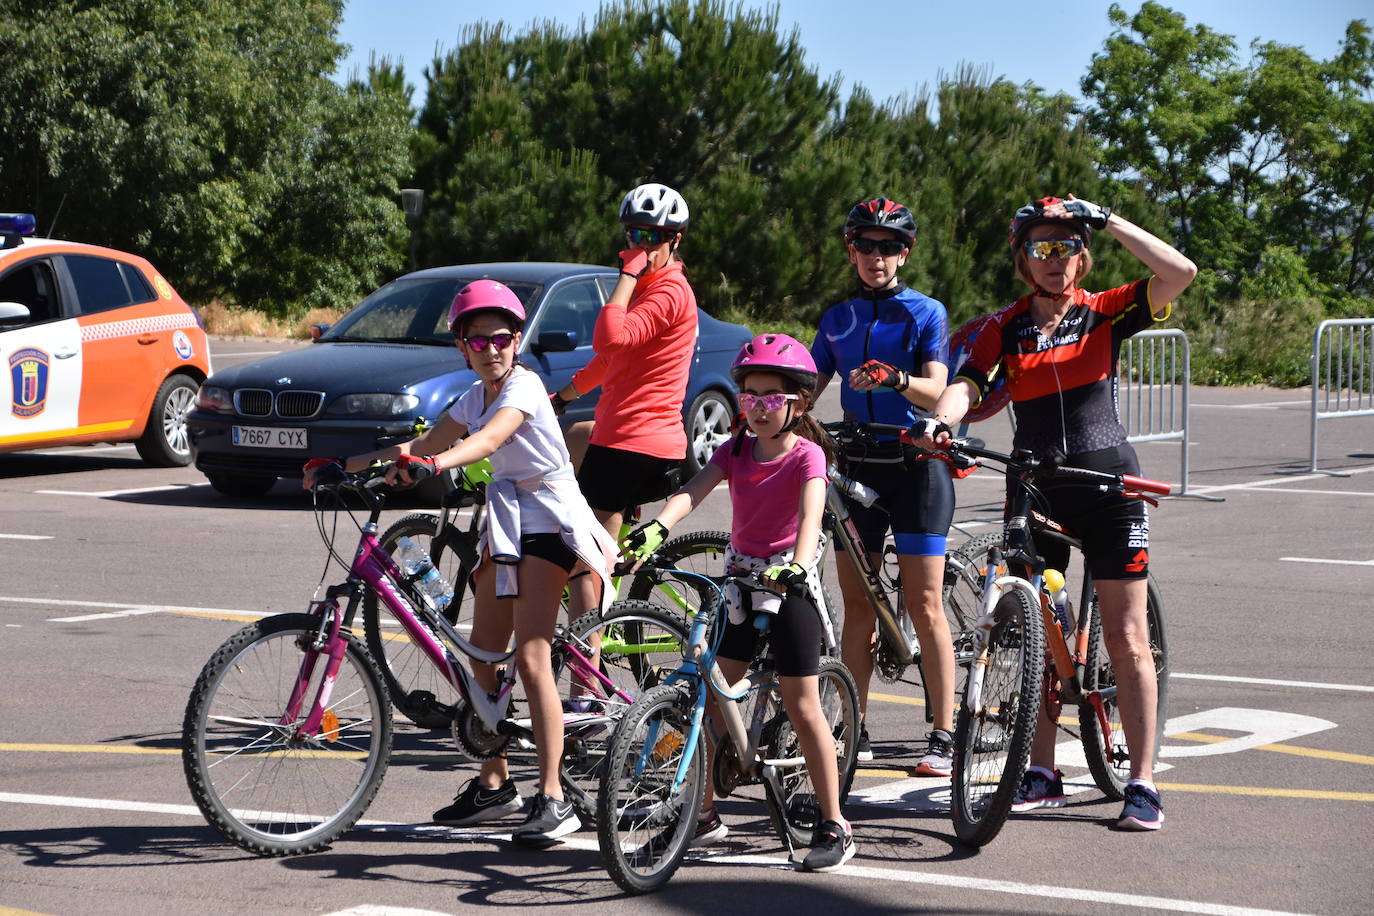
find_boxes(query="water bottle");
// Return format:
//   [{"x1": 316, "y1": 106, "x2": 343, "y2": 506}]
[
  {"x1": 394, "y1": 536, "x2": 454, "y2": 610},
  {"x1": 1043, "y1": 568, "x2": 1072, "y2": 637}
]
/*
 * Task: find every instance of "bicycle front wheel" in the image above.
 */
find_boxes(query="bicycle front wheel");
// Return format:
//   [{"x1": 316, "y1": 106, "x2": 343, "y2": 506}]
[
  {"x1": 1078, "y1": 574, "x2": 1169, "y2": 800},
  {"x1": 762, "y1": 656, "x2": 862, "y2": 848},
  {"x1": 363, "y1": 513, "x2": 478, "y2": 729},
  {"x1": 560, "y1": 600, "x2": 688, "y2": 829},
  {"x1": 951, "y1": 587, "x2": 1043, "y2": 847},
  {"x1": 182, "y1": 614, "x2": 393, "y2": 856},
  {"x1": 596, "y1": 683, "x2": 705, "y2": 895}
]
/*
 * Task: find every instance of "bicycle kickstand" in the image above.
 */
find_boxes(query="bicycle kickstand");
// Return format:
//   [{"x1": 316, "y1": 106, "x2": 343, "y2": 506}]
[{"x1": 759, "y1": 763, "x2": 797, "y2": 861}]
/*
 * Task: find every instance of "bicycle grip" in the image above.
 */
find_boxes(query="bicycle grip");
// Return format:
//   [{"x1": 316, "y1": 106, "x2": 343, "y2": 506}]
[{"x1": 1122, "y1": 474, "x2": 1171, "y2": 495}]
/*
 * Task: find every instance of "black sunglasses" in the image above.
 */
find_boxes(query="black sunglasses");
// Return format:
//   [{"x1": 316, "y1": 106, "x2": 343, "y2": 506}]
[{"x1": 850, "y1": 237, "x2": 907, "y2": 256}]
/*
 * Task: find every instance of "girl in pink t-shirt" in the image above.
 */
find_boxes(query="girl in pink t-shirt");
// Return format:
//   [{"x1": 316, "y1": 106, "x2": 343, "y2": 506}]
[{"x1": 619, "y1": 333, "x2": 858, "y2": 873}]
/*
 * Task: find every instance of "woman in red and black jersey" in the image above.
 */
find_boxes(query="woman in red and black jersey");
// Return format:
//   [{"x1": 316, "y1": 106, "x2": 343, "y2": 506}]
[{"x1": 916, "y1": 195, "x2": 1196, "y2": 831}]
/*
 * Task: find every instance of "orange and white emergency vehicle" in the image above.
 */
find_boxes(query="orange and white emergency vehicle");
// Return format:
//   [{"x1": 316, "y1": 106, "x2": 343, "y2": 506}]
[{"x1": 0, "y1": 213, "x2": 212, "y2": 466}]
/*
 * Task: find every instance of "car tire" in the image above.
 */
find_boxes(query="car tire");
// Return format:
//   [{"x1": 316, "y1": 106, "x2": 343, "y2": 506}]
[
  {"x1": 684, "y1": 389, "x2": 734, "y2": 474},
  {"x1": 135, "y1": 374, "x2": 199, "y2": 467},
  {"x1": 206, "y1": 472, "x2": 277, "y2": 498}
]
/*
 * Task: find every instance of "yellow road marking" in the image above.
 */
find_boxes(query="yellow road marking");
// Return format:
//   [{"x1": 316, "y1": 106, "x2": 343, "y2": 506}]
[
  {"x1": 870, "y1": 691, "x2": 925, "y2": 707},
  {"x1": 1169, "y1": 731, "x2": 1374, "y2": 766},
  {"x1": 1154, "y1": 782, "x2": 1374, "y2": 802},
  {"x1": 0, "y1": 742, "x2": 444, "y2": 763},
  {"x1": 165, "y1": 610, "x2": 264, "y2": 623}
]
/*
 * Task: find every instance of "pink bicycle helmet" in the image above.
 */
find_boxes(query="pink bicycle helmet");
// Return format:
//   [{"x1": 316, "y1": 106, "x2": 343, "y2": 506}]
[
  {"x1": 731, "y1": 333, "x2": 818, "y2": 389},
  {"x1": 447, "y1": 279, "x2": 526, "y2": 333}
]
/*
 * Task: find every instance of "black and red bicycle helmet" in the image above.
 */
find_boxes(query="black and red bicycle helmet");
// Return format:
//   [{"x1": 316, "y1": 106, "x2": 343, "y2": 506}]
[
  {"x1": 1008, "y1": 196, "x2": 1093, "y2": 249},
  {"x1": 843, "y1": 197, "x2": 917, "y2": 243}
]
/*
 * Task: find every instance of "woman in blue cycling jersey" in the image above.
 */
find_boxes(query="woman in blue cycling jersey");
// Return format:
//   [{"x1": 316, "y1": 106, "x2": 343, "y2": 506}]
[{"x1": 810, "y1": 197, "x2": 957, "y2": 775}]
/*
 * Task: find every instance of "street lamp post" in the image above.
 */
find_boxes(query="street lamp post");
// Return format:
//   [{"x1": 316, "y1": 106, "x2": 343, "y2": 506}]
[{"x1": 400, "y1": 188, "x2": 424, "y2": 272}]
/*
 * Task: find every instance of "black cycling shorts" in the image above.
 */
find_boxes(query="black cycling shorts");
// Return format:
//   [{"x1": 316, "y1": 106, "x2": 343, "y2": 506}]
[
  {"x1": 519, "y1": 532, "x2": 577, "y2": 573},
  {"x1": 577, "y1": 443, "x2": 681, "y2": 514},
  {"x1": 843, "y1": 455, "x2": 955, "y2": 557},
  {"x1": 713, "y1": 591, "x2": 824, "y2": 678},
  {"x1": 1021, "y1": 444, "x2": 1151, "y2": 581}
]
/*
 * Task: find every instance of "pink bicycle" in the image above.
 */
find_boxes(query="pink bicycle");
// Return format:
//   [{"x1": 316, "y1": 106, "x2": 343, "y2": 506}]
[{"x1": 181, "y1": 466, "x2": 686, "y2": 856}]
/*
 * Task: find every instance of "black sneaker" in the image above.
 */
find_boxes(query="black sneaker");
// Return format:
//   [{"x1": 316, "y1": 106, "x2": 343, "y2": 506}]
[
  {"x1": 432, "y1": 777, "x2": 523, "y2": 826},
  {"x1": 856, "y1": 724, "x2": 873, "y2": 762},
  {"x1": 511, "y1": 792, "x2": 581, "y2": 847},
  {"x1": 801, "y1": 819, "x2": 856, "y2": 872}
]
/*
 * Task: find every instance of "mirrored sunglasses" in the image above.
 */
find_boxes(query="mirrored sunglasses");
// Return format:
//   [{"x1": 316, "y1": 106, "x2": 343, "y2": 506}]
[
  {"x1": 625, "y1": 226, "x2": 674, "y2": 246},
  {"x1": 850, "y1": 237, "x2": 907, "y2": 256},
  {"x1": 738, "y1": 392, "x2": 801, "y2": 412},
  {"x1": 462, "y1": 332, "x2": 515, "y2": 352},
  {"x1": 1023, "y1": 238, "x2": 1084, "y2": 260}
]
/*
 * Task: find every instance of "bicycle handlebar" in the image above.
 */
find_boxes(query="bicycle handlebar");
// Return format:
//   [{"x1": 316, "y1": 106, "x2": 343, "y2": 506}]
[{"x1": 921, "y1": 435, "x2": 1172, "y2": 497}]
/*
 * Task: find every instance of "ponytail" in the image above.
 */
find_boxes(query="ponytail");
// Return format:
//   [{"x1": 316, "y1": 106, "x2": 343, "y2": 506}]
[{"x1": 791, "y1": 385, "x2": 836, "y2": 467}]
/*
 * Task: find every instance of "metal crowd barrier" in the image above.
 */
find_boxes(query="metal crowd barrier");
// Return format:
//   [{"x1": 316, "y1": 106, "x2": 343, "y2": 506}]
[
  {"x1": 1117, "y1": 328, "x2": 1214, "y2": 498},
  {"x1": 1309, "y1": 318, "x2": 1374, "y2": 473}
]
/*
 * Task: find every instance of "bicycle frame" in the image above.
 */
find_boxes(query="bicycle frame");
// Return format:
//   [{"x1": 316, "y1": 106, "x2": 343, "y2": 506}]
[
  {"x1": 636, "y1": 568, "x2": 808, "y2": 843},
  {"x1": 297, "y1": 482, "x2": 637, "y2": 742}
]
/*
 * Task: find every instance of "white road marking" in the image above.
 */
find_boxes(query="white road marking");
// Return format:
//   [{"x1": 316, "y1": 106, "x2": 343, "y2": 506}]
[
  {"x1": 35, "y1": 484, "x2": 199, "y2": 497},
  {"x1": 50, "y1": 608, "x2": 167, "y2": 622},
  {"x1": 1188, "y1": 465, "x2": 1374, "y2": 496},
  {"x1": 0, "y1": 595, "x2": 271, "y2": 620},
  {"x1": 1280, "y1": 556, "x2": 1374, "y2": 567},
  {"x1": 1173, "y1": 672, "x2": 1374, "y2": 693},
  {"x1": 1192, "y1": 399, "x2": 1310, "y2": 409},
  {"x1": 0, "y1": 791, "x2": 1307, "y2": 915},
  {"x1": 1159, "y1": 709, "x2": 1335, "y2": 758},
  {"x1": 1234, "y1": 487, "x2": 1374, "y2": 497},
  {"x1": 0, "y1": 533, "x2": 53, "y2": 540}
]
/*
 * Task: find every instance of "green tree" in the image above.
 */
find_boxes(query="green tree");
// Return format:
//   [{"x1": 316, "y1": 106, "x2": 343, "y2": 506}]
[{"x1": 0, "y1": 0, "x2": 413, "y2": 314}]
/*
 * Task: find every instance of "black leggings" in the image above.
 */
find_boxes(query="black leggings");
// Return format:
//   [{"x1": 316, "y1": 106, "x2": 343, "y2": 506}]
[{"x1": 713, "y1": 591, "x2": 824, "y2": 678}]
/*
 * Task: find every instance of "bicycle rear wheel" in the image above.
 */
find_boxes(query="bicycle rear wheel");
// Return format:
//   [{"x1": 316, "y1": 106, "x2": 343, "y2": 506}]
[
  {"x1": 1078, "y1": 574, "x2": 1170, "y2": 800},
  {"x1": 596, "y1": 683, "x2": 705, "y2": 895},
  {"x1": 363, "y1": 513, "x2": 478, "y2": 729},
  {"x1": 951, "y1": 587, "x2": 1043, "y2": 847},
  {"x1": 761, "y1": 656, "x2": 861, "y2": 848},
  {"x1": 943, "y1": 532, "x2": 1001, "y2": 676},
  {"x1": 625, "y1": 529, "x2": 730, "y2": 620},
  {"x1": 559, "y1": 600, "x2": 688, "y2": 829},
  {"x1": 182, "y1": 613, "x2": 393, "y2": 856}
]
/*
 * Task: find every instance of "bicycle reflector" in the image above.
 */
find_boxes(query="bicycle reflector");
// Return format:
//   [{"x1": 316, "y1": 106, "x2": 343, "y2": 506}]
[{"x1": 1, "y1": 213, "x2": 36, "y2": 250}]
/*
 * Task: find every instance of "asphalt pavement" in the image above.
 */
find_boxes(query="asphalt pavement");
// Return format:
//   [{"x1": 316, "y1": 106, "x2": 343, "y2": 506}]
[{"x1": 1, "y1": 336, "x2": 1371, "y2": 915}]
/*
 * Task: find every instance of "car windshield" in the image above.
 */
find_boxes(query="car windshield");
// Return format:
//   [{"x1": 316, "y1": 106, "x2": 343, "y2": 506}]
[{"x1": 323, "y1": 277, "x2": 542, "y2": 344}]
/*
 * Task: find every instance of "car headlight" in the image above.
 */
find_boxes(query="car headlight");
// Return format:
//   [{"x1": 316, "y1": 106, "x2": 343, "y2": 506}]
[
  {"x1": 196, "y1": 384, "x2": 234, "y2": 413},
  {"x1": 325, "y1": 393, "x2": 421, "y2": 417}
]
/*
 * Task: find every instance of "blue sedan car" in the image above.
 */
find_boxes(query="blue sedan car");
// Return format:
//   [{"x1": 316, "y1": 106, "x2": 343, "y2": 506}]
[{"x1": 189, "y1": 262, "x2": 750, "y2": 497}]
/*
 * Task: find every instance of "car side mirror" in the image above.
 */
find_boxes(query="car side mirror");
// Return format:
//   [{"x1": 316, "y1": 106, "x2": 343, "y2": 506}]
[
  {"x1": 309, "y1": 323, "x2": 330, "y2": 340},
  {"x1": 534, "y1": 330, "x2": 578, "y2": 353},
  {"x1": 0, "y1": 301, "x2": 32, "y2": 327}
]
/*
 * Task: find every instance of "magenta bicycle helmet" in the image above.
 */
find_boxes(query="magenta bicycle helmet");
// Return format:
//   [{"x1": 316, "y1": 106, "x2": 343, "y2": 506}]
[
  {"x1": 447, "y1": 279, "x2": 527, "y2": 333},
  {"x1": 1008, "y1": 196, "x2": 1092, "y2": 249},
  {"x1": 730, "y1": 333, "x2": 819, "y2": 389},
  {"x1": 843, "y1": 197, "x2": 917, "y2": 243}
]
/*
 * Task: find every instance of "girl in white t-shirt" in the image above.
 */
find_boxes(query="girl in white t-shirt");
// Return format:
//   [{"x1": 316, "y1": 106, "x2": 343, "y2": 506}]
[{"x1": 305, "y1": 280, "x2": 614, "y2": 847}]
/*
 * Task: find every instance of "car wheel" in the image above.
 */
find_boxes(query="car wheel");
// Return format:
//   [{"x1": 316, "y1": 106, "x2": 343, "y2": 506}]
[
  {"x1": 206, "y1": 472, "x2": 277, "y2": 498},
  {"x1": 135, "y1": 374, "x2": 198, "y2": 467},
  {"x1": 684, "y1": 389, "x2": 734, "y2": 473}
]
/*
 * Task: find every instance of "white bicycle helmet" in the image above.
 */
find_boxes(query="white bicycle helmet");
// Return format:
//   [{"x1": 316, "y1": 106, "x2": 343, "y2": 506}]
[{"x1": 619, "y1": 183, "x2": 690, "y2": 229}]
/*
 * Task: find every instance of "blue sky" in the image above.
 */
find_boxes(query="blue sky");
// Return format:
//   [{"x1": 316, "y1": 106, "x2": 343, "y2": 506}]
[{"x1": 335, "y1": 1, "x2": 1369, "y2": 107}]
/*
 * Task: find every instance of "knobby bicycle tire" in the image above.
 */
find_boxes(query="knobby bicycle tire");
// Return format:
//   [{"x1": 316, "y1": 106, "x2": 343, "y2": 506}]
[
  {"x1": 760, "y1": 656, "x2": 862, "y2": 848},
  {"x1": 596, "y1": 682, "x2": 705, "y2": 895},
  {"x1": 951, "y1": 587, "x2": 1044, "y2": 847},
  {"x1": 625, "y1": 529, "x2": 731, "y2": 620},
  {"x1": 943, "y1": 532, "x2": 1002, "y2": 680},
  {"x1": 362, "y1": 513, "x2": 478, "y2": 729},
  {"x1": 559, "y1": 600, "x2": 688, "y2": 830},
  {"x1": 1078, "y1": 574, "x2": 1170, "y2": 800},
  {"x1": 182, "y1": 613, "x2": 393, "y2": 856}
]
